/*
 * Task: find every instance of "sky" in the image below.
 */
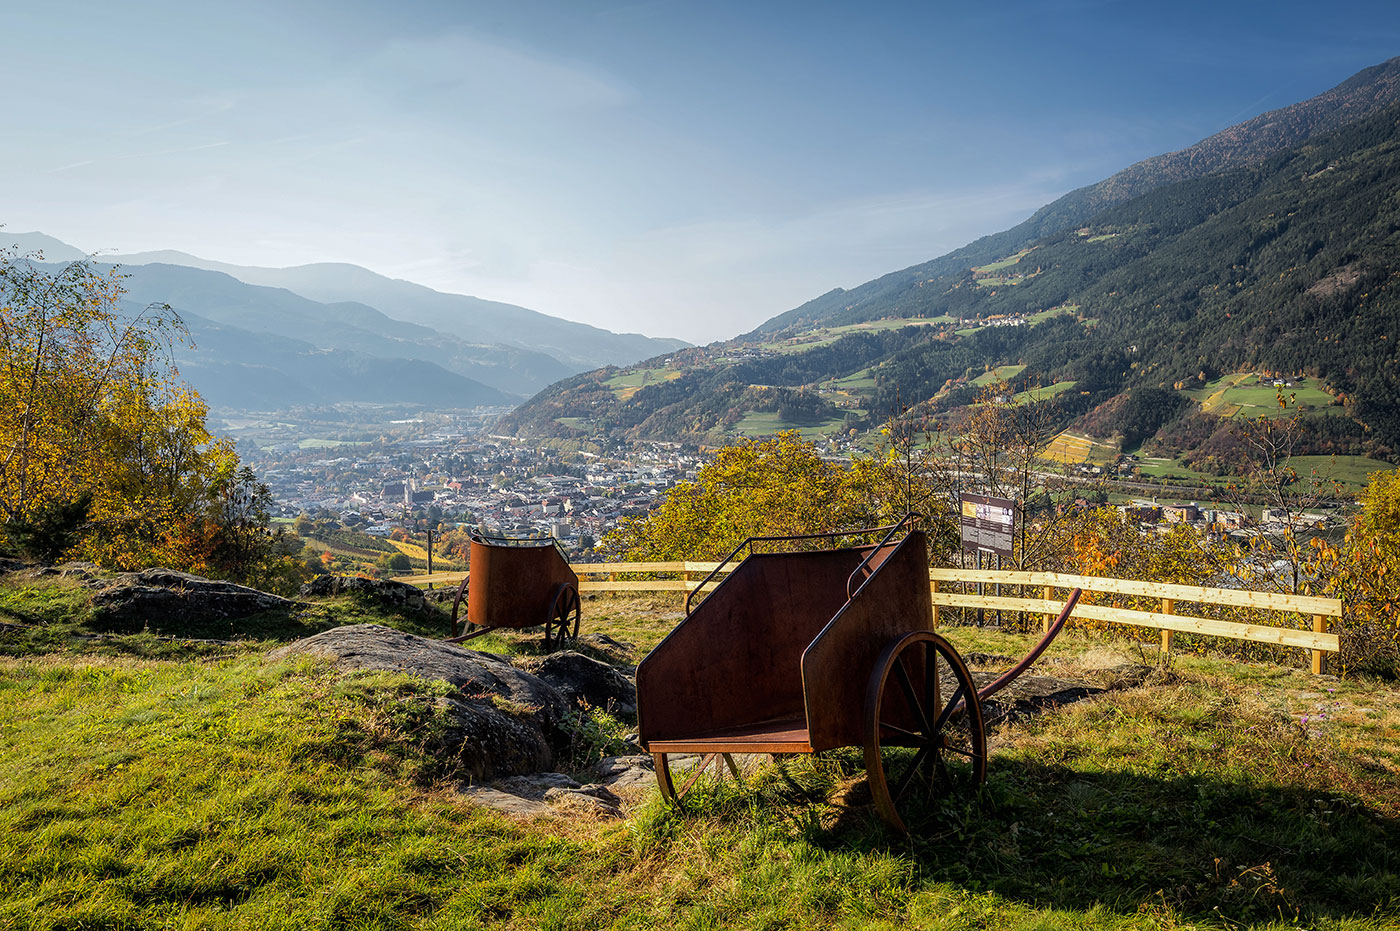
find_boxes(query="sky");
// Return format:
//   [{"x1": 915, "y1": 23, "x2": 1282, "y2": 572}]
[{"x1": 3, "y1": 1, "x2": 1398, "y2": 344}]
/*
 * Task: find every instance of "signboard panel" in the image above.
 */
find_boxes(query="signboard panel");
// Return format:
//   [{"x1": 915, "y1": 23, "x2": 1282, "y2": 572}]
[{"x1": 959, "y1": 492, "x2": 1016, "y2": 558}]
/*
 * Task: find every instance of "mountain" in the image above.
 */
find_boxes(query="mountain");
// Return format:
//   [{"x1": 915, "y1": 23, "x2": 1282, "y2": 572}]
[
  {"x1": 503, "y1": 58, "x2": 1400, "y2": 462},
  {"x1": 1, "y1": 233, "x2": 689, "y2": 405},
  {"x1": 97, "y1": 251, "x2": 689, "y2": 372},
  {"x1": 750, "y1": 56, "x2": 1400, "y2": 337},
  {"x1": 169, "y1": 311, "x2": 513, "y2": 409}
]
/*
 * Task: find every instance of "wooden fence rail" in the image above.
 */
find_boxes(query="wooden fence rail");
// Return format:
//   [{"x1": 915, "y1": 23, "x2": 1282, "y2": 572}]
[{"x1": 395, "y1": 561, "x2": 1342, "y2": 674}]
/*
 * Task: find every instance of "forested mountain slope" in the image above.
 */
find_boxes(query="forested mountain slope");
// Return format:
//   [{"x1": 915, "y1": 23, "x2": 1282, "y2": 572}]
[
  {"x1": 749, "y1": 56, "x2": 1400, "y2": 337},
  {"x1": 504, "y1": 88, "x2": 1400, "y2": 457}
]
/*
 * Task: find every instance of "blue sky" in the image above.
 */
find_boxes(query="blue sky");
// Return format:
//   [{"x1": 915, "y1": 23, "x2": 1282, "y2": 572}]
[{"x1": 3, "y1": 1, "x2": 1397, "y2": 343}]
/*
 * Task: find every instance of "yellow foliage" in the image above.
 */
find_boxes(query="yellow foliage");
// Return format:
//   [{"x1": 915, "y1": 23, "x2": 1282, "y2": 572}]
[{"x1": 0, "y1": 248, "x2": 254, "y2": 571}]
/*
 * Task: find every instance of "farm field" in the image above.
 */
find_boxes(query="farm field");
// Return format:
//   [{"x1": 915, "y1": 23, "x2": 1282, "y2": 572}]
[
  {"x1": 970, "y1": 247, "x2": 1035, "y2": 273},
  {"x1": 758, "y1": 317, "x2": 952, "y2": 355},
  {"x1": 604, "y1": 367, "x2": 682, "y2": 400},
  {"x1": 1012, "y1": 380, "x2": 1077, "y2": 404},
  {"x1": 1285, "y1": 455, "x2": 1397, "y2": 493},
  {"x1": 730, "y1": 410, "x2": 855, "y2": 438},
  {"x1": 1184, "y1": 373, "x2": 1339, "y2": 418},
  {"x1": 970, "y1": 364, "x2": 1026, "y2": 387},
  {"x1": 2, "y1": 579, "x2": 1398, "y2": 931},
  {"x1": 1043, "y1": 430, "x2": 1120, "y2": 465}
]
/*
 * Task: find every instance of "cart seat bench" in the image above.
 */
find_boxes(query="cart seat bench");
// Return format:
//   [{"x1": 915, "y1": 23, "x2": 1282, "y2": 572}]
[{"x1": 644, "y1": 715, "x2": 813, "y2": 754}]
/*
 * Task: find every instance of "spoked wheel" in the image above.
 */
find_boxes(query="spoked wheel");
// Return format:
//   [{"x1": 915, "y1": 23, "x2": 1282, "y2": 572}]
[
  {"x1": 448, "y1": 577, "x2": 470, "y2": 639},
  {"x1": 653, "y1": 751, "x2": 742, "y2": 808},
  {"x1": 864, "y1": 630, "x2": 987, "y2": 833},
  {"x1": 544, "y1": 583, "x2": 581, "y2": 651}
]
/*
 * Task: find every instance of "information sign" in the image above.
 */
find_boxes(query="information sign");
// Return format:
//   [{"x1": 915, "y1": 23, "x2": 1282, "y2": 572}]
[{"x1": 959, "y1": 492, "x2": 1016, "y2": 558}]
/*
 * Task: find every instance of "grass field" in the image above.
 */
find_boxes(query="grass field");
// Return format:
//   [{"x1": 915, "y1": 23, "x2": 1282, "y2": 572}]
[
  {"x1": 1285, "y1": 455, "x2": 1397, "y2": 493},
  {"x1": 3, "y1": 577, "x2": 1399, "y2": 930},
  {"x1": 1012, "y1": 380, "x2": 1078, "y2": 404},
  {"x1": 1184, "y1": 373, "x2": 1340, "y2": 419},
  {"x1": 605, "y1": 367, "x2": 682, "y2": 400},
  {"x1": 970, "y1": 364, "x2": 1026, "y2": 387},
  {"x1": 1028, "y1": 303, "x2": 1078, "y2": 324},
  {"x1": 296, "y1": 438, "x2": 362, "y2": 449},
  {"x1": 970, "y1": 248, "x2": 1034, "y2": 273},
  {"x1": 731, "y1": 411, "x2": 855, "y2": 438},
  {"x1": 758, "y1": 318, "x2": 952, "y2": 356}
]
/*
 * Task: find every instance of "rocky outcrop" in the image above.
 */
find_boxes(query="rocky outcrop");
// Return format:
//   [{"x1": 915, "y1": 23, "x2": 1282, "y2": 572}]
[
  {"x1": 91, "y1": 568, "x2": 295, "y2": 632},
  {"x1": 523, "y1": 651, "x2": 638, "y2": 717},
  {"x1": 299, "y1": 575, "x2": 433, "y2": 614},
  {"x1": 269, "y1": 624, "x2": 571, "y2": 780}
]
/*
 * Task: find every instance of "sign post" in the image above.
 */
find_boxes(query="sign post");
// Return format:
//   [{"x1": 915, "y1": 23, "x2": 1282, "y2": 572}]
[{"x1": 959, "y1": 493, "x2": 1017, "y2": 626}]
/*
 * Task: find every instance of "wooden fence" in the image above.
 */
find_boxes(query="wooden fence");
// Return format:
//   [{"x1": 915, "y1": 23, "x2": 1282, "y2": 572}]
[{"x1": 396, "y1": 561, "x2": 1342, "y2": 674}]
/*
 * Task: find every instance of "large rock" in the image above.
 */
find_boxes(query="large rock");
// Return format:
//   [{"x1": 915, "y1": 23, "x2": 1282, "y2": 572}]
[
  {"x1": 91, "y1": 568, "x2": 295, "y2": 632},
  {"x1": 525, "y1": 651, "x2": 637, "y2": 717},
  {"x1": 300, "y1": 575, "x2": 432, "y2": 614},
  {"x1": 269, "y1": 624, "x2": 571, "y2": 779}
]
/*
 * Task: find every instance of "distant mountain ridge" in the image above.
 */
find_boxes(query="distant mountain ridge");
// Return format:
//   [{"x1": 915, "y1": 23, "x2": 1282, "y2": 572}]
[
  {"x1": 99, "y1": 250, "x2": 687, "y2": 371},
  {"x1": 1, "y1": 233, "x2": 688, "y2": 410}
]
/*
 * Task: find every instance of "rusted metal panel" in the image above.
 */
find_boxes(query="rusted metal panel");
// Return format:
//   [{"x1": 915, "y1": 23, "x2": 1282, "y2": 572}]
[
  {"x1": 802, "y1": 531, "x2": 934, "y2": 752},
  {"x1": 466, "y1": 535, "x2": 578, "y2": 631},
  {"x1": 636, "y1": 547, "x2": 866, "y2": 746}
]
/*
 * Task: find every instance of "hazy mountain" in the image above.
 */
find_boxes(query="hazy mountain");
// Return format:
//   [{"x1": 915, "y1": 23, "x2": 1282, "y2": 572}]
[
  {"x1": 1, "y1": 232, "x2": 688, "y2": 404},
  {"x1": 168, "y1": 310, "x2": 514, "y2": 410},
  {"x1": 96, "y1": 250, "x2": 689, "y2": 371}
]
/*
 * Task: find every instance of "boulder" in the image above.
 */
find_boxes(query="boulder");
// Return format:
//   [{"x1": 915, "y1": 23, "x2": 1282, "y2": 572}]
[
  {"x1": 300, "y1": 575, "x2": 433, "y2": 614},
  {"x1": 91, "y1": 568, "x2": 295, "y2": 632},
  {"x1": 524, "y1": 650, "x2": 638, "y2": 716},
  {"x1": 269, "y1": 624, "x2": 572, "y2": 780}
]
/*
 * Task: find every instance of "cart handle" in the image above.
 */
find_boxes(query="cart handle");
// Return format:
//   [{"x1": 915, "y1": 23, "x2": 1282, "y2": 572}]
[
  {"x1": 684, "y1": 517, "x2": 919, "y2": 616},
  {"x1": 845, "y1": 512, "x2": 923, "y2": 599},
  {"x1": 976, "y1": 588, "x2": 1083, "y2": 702}
]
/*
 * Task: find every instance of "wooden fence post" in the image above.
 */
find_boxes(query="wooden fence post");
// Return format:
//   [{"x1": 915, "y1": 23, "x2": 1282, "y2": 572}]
[
  {"x1": 931, "y1": 579, "x2": 940, "y2": 628},
  {"x1": 1160, "y1": 598, "x2": 1175, "y2": 656},
  {"x1": 1042, "y1": 586, "x2": 1054, "y2": 633},
  {"x1": 1313, "y1": 614, "x2": 1327, "y2": 675}
]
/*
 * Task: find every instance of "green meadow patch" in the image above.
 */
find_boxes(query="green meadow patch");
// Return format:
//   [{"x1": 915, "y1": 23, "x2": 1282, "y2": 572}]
[{"x1": 3, "y1": 580, "x2": 1400, "y2": 929}]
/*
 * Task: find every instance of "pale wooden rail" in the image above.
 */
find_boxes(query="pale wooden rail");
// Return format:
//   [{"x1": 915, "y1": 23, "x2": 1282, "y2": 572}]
[
  {"x1": 394, "y1": 561, "x2": 1343, "y2": 675},
  {"x1": 929, "y1": 568, "x2": 1341, "y2": 675}
]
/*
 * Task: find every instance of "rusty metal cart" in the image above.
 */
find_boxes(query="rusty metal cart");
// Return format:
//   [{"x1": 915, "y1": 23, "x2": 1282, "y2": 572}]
[
  {"x1": 447, "y1": 530, "x2": 581, "y2": 650},
  {"x1": 636, "y1": 515, "x2": 1081, "y2": 832}
]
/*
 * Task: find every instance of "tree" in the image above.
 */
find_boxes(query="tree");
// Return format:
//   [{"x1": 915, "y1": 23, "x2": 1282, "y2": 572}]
[
  {"x1": 604, "y1": 431, "x2": 943, "y2": 561},
  {"x1": 0, "y1": 246, "x2": 273, "y2": 574}
]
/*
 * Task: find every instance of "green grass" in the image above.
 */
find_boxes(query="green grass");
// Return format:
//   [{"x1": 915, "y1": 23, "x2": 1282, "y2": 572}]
[
  {"x1": 1184, "y1": 373, "x2": 1340, "y2": 419},
  {"x1": 731, "y1": 411, "x2": 856, "y2": 438},
  {"x1": 1285, "y1": 455, "x2": 1397, "y2": 493},
  {"x1": 297, "y1": 438, "x2": 363, "y2": 449},
  {"x1": 5, "y1": 580, "x2": 1400, "y2": 929},
  {"x1": 758, "y1": 318, "x2": 951, "y2": 356},
  {"x1": 970, "y1": 248, "x2": 1035, "y2": 273},
  {"x1": 1029, "y1": 303, "x2": 1078, "y2": 324},
  {"x1": 970, "y1": 364, "x2": 1026, "y2": 387},
  {"x1": 1012, "y1": 380, "x2": 1078, "y2": 404}
]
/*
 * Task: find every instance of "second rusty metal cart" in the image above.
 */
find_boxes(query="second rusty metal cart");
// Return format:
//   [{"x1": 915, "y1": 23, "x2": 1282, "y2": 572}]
[
  {"x1": 636, "y1": 516, "x2": 1081, "y2": 832},
  {"x1": 448, "y1": 530, "x2": 581, "y2": 650}
]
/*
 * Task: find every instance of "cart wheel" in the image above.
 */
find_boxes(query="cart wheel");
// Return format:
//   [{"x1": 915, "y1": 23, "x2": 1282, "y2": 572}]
[
  {"x1": 864, "y1": 630, "x2": 986, "y2": 833},
  {"x1": 653, "y1": 751, "x2": 741, "y2": 808},
  {"x1": 544, "y1": 583, "x2": 581, "y2": 651},
  {"x1": 449, "y1": 576, "x2": 470, "y2": 638}
]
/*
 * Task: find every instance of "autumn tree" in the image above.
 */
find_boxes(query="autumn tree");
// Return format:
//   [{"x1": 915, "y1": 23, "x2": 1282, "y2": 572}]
[
  {"x1": 604, "y1": 431, "x2": 952, "y2": 561},
  {"x1": 0, "y1": 246, "x2": 295, "y2": 583}
]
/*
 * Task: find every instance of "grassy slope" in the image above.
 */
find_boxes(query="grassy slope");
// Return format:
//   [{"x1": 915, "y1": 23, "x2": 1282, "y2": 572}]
[{"x1": 2, "y1": 579, "x2": 1399, "y2": 929}]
